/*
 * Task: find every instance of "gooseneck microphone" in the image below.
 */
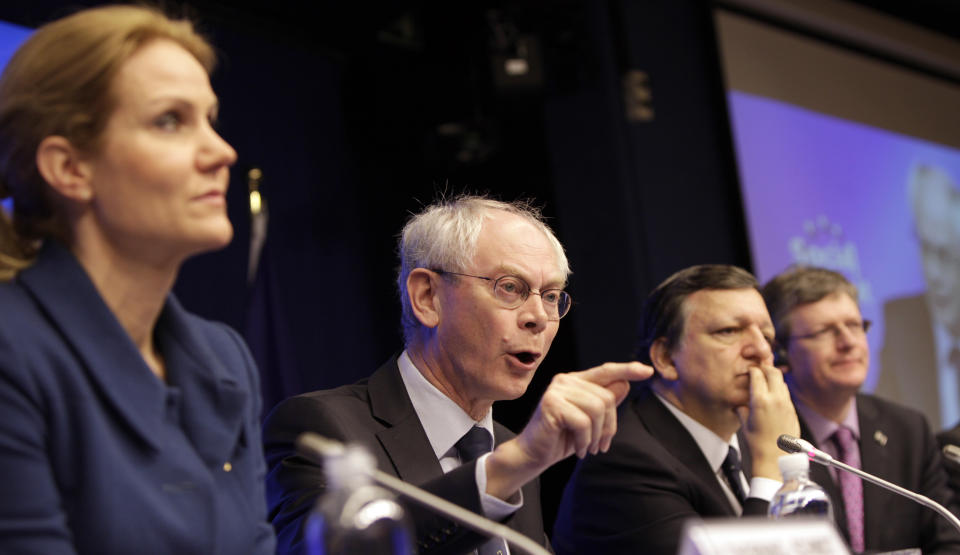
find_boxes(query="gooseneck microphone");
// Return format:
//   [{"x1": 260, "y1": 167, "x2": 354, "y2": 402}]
[
  {"x1": 777, "y1": 434, "x2": 960, "y2": 534},
  {"x1": 776, "y1": 434, "x2": 828, "y2": 463},
  {"x1": 296, "y1": 433, "x2": 551, "y2": 555},
  {"x1": 942, "y1": 444, "x2": 960, "y2": 466}
]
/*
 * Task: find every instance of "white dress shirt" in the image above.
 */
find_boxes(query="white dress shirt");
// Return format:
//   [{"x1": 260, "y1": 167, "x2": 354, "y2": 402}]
[
  {"x1": 397, "y1": 351, "x2": 520, "y2": 553},
  {"x1": 656, "y1": 393, "x2": 781, "y2": 513},
  {"x1": 934, "y1": 323, "x2": 960, "y2": 429}
]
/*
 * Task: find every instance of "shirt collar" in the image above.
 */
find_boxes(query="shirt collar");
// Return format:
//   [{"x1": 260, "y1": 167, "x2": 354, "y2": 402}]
[
  {"x1": 794, "y1": 395, "x2": 860, "y2": 446},
  {"x1": 397, "y1": 350, "x2": 494, "y2": 460},
  {"x1": 655, "y1": 392, "x2": 741, "y2": 472}
]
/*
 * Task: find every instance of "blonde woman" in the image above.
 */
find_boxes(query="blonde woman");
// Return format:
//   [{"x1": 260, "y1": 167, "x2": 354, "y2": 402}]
[{"x1": 0, "y1": 6, "x2": 274, "y2": 553}]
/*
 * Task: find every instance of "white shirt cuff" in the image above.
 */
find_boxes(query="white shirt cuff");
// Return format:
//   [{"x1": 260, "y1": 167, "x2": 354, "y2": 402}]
[
  {"x1": 475, "y1": 452, "x2": 523, "y2": 519},
  {"x1": 748, "y1": 477, "x2": 782, "y2": 502}
]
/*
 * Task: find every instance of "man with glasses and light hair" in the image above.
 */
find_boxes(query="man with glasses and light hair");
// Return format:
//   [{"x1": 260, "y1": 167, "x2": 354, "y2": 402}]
[
  {"x1": 264, "y1": 195, "x2": 650, "y2": 554},
  {"x1": 762, "y1": 265, "x2": 960, "y2": 554}
]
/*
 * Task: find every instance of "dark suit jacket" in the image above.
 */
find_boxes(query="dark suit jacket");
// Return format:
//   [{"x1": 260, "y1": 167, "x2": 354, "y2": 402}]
[
  {"x1": 0, "y1": 243, "x2": 275, "y2": 554},
  {"x1": 552, "y1": 386, "x2": 767, "y2": 555},
  {"x1": 877, "y1": 294, "x2": 943, "y2": 429},
  {"x1": 263, "y1": 357, "x2": 547, "y2": 554},
  {"x1": 800, "y1": 394, "x2": 960, "y2": 553}
]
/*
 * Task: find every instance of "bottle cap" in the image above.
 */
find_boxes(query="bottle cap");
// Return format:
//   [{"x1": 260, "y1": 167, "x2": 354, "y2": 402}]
[
  {"x1": 777, "y1": 452, "x2": 810, "y2": 477},
  {"x1": 326, "y1": 444, "x2": 377, "y2": 491}
]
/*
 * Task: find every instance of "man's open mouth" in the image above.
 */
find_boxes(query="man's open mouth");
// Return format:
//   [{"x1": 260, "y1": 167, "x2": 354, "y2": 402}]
[{"x1": 513, "y1": 352, "x2": 537, "y2": 364}]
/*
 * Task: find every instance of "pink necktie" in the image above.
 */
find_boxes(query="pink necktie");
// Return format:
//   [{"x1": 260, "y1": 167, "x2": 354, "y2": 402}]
[{"x1": 832, "y1": 427, "x2": 864, "y2": 552}]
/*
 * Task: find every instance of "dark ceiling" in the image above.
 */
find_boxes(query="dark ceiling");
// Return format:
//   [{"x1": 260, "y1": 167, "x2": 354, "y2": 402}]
[
  {"x1": 3, "y1": 1, "x2": 958, "y2": 54},
  {"x1": 850, "y1": 0, "x2": 960, "y2": 40}
]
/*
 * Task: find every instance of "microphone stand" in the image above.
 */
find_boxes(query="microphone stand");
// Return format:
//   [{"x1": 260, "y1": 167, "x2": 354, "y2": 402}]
[
  {"x1": 779, "y1": 434, "x2": 960, "y2": 535},
  {"x1": 297, "y1": 433, "x2": 551, "y2": 555},
  {"x1": 824, "y1": 457, "x2": 960, "y2": 533}
]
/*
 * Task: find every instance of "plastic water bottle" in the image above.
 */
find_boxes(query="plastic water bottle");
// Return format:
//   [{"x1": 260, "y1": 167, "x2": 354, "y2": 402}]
[
  {"x1": 305, "y1": 444, "x2": 414, "y2": 555},
  {"x1": 768, "y1": 453, "x2": 834, "y2": 519}
]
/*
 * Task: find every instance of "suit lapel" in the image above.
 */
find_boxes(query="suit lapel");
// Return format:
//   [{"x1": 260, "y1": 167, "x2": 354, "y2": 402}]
[
  {"x1": 634, "y1": 389, "x2": 738, "y2": 515},
  {"x1": 156, "y1": 296, "x2": 247, "y2": 467},
  {"x1": 367, "y1": 359, "x2": 543, "y2": 543},
  {"x1": 856, "y1": 395, "x2": 889, "y2": 548},
  {"x1": 367, "y1": 359, "x2": 445, "y2": 485},
  {"x1": 19, "y1": 243, "x2": 165, "y2": 451}
]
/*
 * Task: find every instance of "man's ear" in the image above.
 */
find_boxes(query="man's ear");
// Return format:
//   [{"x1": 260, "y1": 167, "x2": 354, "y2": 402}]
[
  {"x1": 407, "y1": 268, "x2": 442, "y2": 328},
  {"x1": 35, "y1": 136, "x2": 93, "y2": 202},
  {"x1": 650, "y1": 337, "x2": 678, "y2": 381}
]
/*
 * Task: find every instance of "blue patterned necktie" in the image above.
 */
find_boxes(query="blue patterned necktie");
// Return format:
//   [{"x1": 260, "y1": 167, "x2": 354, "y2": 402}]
[
  {"x1": 456, "y1": 426, "x2": 493, "y2": 462},
  {"x1": 455, "y1": 426, "x2": 504, "y2": 555}
]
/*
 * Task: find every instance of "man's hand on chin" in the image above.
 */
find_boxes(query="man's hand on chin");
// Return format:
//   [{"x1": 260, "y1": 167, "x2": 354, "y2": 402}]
[{"x1": 738, "y1": 364, "x2": 800, "y2": 480}]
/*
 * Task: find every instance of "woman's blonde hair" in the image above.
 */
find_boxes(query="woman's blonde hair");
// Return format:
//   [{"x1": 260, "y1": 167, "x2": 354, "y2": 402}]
[{"x1": 0, "y1": 5, "x2": 215, "y2": 280}]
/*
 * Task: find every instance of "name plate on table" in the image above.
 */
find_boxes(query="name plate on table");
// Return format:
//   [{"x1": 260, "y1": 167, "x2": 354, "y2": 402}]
[{"x1": 678, "y1": 516, "x2": 849, "y2": 555}]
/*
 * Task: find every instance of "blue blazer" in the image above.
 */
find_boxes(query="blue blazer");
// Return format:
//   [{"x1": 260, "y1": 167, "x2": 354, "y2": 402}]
[{"x1": 0, "y1": 244, "x2": 275, "y2": 554}]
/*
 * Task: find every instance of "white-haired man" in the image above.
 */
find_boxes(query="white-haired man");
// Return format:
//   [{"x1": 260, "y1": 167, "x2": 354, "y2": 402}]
[
  {"x1": 878, "y1": 164, "x2": 960, "y2": 429},
  {"x1": 264, "y1": 195, "x2": 650, "y2": 554}
]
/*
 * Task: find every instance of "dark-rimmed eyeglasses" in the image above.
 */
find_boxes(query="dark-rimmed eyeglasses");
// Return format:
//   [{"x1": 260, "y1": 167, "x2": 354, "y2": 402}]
[
  {"x1": 789, "y1": 320, "x2": 872, "y2": 343},
  {"x1": 433, "y1": 269, "x2": 572, "y2": 320}
]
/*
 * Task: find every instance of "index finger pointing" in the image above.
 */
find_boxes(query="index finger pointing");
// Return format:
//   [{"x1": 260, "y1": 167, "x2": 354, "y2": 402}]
[{"x1": 575, "y1": 361, "x2": 653, "y2": 387}]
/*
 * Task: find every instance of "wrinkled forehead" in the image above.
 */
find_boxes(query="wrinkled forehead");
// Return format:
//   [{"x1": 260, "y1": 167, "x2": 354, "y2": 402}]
[
  {"x1": 474, "y1": 211, "x2": 566, "y2": 284},
  {"x1": 680, "y1": 287, "x2": 769, "y2": 328}
]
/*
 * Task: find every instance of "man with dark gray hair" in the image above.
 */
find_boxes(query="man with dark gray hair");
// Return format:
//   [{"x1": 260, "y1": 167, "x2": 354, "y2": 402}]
[
  {"x1": 762, "y1": 265, "x2": 960, "y2": 553},
  {"x1": 554, "y1": 264, "x2": 799, "y2": 555},
  {"x1": 264, "y1": 195, "x2": 650, "y2": 554}
]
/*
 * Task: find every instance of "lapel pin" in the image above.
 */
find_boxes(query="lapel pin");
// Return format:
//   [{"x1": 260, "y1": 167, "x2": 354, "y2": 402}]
[{"x1": 874, "y1": 430, "x2": 888, "y2": 446}]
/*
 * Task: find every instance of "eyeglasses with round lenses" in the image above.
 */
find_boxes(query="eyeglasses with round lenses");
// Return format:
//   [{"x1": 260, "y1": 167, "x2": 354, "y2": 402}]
[{"x1": 434, "y1": 270, "x2": 572, "y2": 320}]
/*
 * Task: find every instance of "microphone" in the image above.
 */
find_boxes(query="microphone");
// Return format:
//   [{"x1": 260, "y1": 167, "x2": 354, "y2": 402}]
[
  {"x1": 296, "y1": 432, "x2": 550, "y2": 555},
  {"x1": 776, "y1": 434, "x2": 833, "y2": 464},
  {"x1": 777, "y1": 434, "x2": 960, "y2": 534},
  {"x1": 942, "y1": 444, "x2": 960, "y2": 466}
]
